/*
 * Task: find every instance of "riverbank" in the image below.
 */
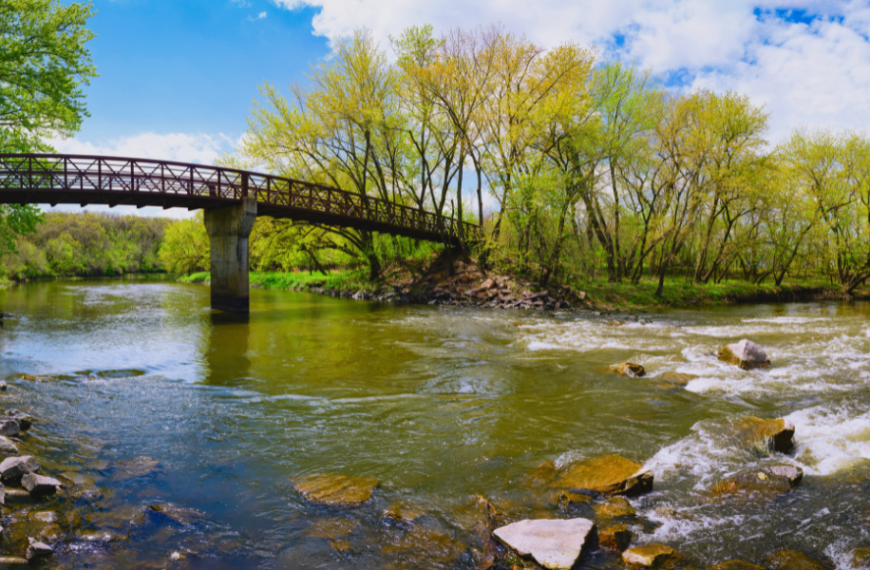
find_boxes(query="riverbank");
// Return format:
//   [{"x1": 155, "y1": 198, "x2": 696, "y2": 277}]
[{"x1": 178, "y1": 266, "x2": 868, "y2": 311}]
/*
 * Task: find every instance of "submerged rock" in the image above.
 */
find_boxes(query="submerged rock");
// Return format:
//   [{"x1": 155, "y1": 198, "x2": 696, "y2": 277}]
[
  {"x1": 718, "y1": 340, "x2": 770, "y2": 370},
  {"x1": 711, "y1": 466, "x2": 802, "y2": 499},
  {"x1": 659, "y1": 372, "x2": 697, "y2": 386},
  {"x1": 302, "y1": 517, "x2": 359, "y2": 539},
  {"x1": 551, "y1": 454, "x2": 653, "y2": 497},
  {"x1": 622, "y1": 544, "x2": 681, "y2": 569},
  {"x1": 0, "y1": 456, "x2": 40, "y2": 480},
  {"x1": 732, "y1": 417, "x2": 796, "y2": 454},
  {"x1": 381, "y1": 502, "x2": 425, "y2": 526},
  {"x1": 549, "y1": 490, "x2": 593, "y2": 509},
  {"x1": 22, "y1": 474, "x2": 62, "y2": 496},
  {"x1": 292, "y1": 474, "x2": 379, "y2": 507},
  {"x1": 493, "y1": 518, "x2": 596, "y2": 570},
  {"x1": 522, "y1": 460, "x2": 559, "y2": 488},
  {"x1": 613, "y1": 363, "x2": 646, "y2": 378},
  {"x1": 599, "y1": 523, "x2": 632, "y2": 551},
  {"x1": 593, "y1": 496, "x2": 636, "y2": 519},
  {"x1": 147, "y1": 504, "x2": 206, "y2": 525},
  {"x1": 852, "y1": 548, "x2": 870, "y2": 568},
  {"x1": 0, "y1": 557, "x2": 27, "y2": 566},
  {"x1": 765, "y1": 549, "x2": 830, "y2": 570},
  {"x1": 707, "y1": 560, "x2": 767, "y2": 570},
  {"x1": 112, "y1": 456, "x2": 159, "y2": 481}
]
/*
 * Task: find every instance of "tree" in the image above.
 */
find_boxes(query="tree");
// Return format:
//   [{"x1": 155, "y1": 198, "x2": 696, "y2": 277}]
[
  {"x1": 158, "y1": 214, "x2": 210, "y2": 275},
  {"x1": 0, "y1": 0, "x2": 97, "y2": 252}
]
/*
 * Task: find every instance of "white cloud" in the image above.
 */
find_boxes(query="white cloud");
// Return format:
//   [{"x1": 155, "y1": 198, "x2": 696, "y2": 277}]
[
  {"x1": 249, "y1": 11, "x2": 267, "y2": 21},
  {"x1": 273, "y1": 0, "x2": 870, "y2": 141},
  {"x1": 43, "y1": 132, "x2": 238, "y2": 219},
  {"x1": 49, "y1": 132, "x2": 235, "y2": 165}
]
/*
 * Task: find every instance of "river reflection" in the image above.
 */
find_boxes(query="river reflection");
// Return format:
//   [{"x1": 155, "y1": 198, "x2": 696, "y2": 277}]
[{"x1": 0, "y1": 278, "x2": 867, "y2": 569}]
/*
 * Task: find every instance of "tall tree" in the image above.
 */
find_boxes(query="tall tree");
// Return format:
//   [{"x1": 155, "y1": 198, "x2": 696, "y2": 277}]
[{"x1": 0, "y1": 0, "x2": 97, "y2": 251}]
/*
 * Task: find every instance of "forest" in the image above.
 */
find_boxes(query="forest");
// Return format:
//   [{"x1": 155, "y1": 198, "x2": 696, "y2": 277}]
[
  {"x1": 186, "y1": 25, "x2": 869, "y2": 298},
  {"x1": 0, "y1": 212, "x2": 169, "y2": 281}
]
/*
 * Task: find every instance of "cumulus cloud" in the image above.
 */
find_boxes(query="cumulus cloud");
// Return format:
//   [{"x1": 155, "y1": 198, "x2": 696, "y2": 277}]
[
  {"x1": 49, "y1": 132, "x2": 235, "y2": 165},
  {"x1": 273, "y1": 0, "x2": 870, "y2": 140}
]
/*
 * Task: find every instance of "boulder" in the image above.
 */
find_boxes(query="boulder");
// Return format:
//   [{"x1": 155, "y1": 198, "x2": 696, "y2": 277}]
[
  {"x1": 593, "y1": 496, "x2": 636, "y2": 519},
  {"x1": 732, "y1": 417, "x2": 795, "y2": 454},
  {"x1": 0, "y1": 456, "x2": 40, "y2": 480},
  {"x1": 613, "y1": 363, "x2": 646, "y2": 378},
  {"x1": 0, "y1": 482, "x2": 4, "y2": 505},
  {"x1": 551, "y1": 454, "x2": 653, "y2": 497},
  {"x1": 292, "y1": 474, "x2": 378, "y2": 507},
  {"x1": 718, "y1": 340, "x2": 770, "y2": 370},
  {"x1": 599, "y1": 523, "x2": 632, "y2": 551},
  {"x1": 765, "y1": 549, "x2": 830, "y2": 570},
  {"x1": 659, "y1": 372, "x2": 697, "y2": 386},
  {"x1": 0, "y1": 436, "x2": 18, "y2": 455},
  {"x1": 3, "y1": 410, "x2": 32, "y2": 430},
  {"x1": 22, "y1": 474, "x2": 62, "y2": 496},
  {"x1": 25, "y1": 538, "x2": 53, "y2": 561},
  {"x1": 622, "y1": 544, "x2": 681, "y2": 569},
  {"x1": 0, "y1": 420, "x2": 19, "y2": 437},
  {"x1": 707, "y1": 560, "x2": 767, "y2": 570},
  {"x1": 0, "y1": 381, "x2": 6, "y2": 391},
  {"x1": 493, "y1": 518, "x2": 596, "y2": 570}
]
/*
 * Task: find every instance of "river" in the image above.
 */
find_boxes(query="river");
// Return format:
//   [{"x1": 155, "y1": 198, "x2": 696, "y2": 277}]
[{"x1": 0, "y1": 278, "x2": 868, "y2": 569}]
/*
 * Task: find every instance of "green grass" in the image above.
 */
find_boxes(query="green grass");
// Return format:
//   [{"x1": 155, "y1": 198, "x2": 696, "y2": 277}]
[
  {"x1": 178, "y1": 269, "x2": 371, "y2": 293},
  {"x1": 574, "y1": 276, "x2": 842, "y2": 309}
]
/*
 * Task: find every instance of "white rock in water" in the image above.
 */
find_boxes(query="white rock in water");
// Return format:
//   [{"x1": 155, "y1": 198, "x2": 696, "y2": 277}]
[
  {"x1": 719, "y1": 339, "x2": 770, "y2": 370},
  {"x1": 0, "y1": 456, "x2": 40, "y2": 480},
  {"x1": 493, "y1": 518, "x2": 595, "y2": 569},
  {"x1": 0, "y1": 436, "x2": 18, "y2": 455}
]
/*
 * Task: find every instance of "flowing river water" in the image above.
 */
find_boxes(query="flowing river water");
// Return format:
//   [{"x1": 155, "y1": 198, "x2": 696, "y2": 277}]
[{"x1": 0, "y1": 278, "x2": 868, "y2": 569}]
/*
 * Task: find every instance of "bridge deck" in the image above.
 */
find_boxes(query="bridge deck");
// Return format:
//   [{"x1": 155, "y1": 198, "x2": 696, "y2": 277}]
[{"x1": 0, "y1": 154, "x2": 473, "y2": 244}]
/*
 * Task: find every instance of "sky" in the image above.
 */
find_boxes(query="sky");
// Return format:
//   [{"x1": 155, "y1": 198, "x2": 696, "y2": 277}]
[{"x1": 49, "y1": 0, "x2": 870, "y2": 217}]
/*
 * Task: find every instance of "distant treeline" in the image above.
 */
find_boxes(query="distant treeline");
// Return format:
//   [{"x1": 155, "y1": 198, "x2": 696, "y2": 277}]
[{"x1": 1, "y1": 212, "x2": 171, "y2": 280}]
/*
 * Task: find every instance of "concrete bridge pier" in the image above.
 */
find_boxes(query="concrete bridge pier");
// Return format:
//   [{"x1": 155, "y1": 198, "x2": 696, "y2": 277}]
[{"x1": 205, "y1": 197, "x2": 257, "y2": 313}]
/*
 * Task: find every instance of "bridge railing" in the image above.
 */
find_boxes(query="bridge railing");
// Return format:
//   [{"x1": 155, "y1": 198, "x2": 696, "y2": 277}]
[{"x1": 0, "y1": 154, "x2": 477, "y2": 242}]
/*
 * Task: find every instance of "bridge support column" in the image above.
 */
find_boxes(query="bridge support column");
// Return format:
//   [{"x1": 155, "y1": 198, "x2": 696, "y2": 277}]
[{"x1": 205, "y1": 197, "x2": 257, "y2": 313}]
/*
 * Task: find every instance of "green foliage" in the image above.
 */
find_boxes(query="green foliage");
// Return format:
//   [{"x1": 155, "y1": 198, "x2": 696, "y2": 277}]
[
  {"x1": 0, "y1": 0, "x2": 97, "y2": 256},
  {"x1": 158, "y1": 213, "x2": 209, "y2": 275},
  {"x1": 0, "y1": 212, "x2": 169, "y2": 280},
  {"x1": 0, "y1": 0, "x2": 97, "y2": 149}
]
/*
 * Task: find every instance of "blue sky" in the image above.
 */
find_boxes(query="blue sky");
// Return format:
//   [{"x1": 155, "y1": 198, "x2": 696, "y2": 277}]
[
  {"x1": 69, "y1": 0, "x2": 328, "y2": 148},
  {"x1": 52, "y1": 0, "x2": 870, "y2": 216}
]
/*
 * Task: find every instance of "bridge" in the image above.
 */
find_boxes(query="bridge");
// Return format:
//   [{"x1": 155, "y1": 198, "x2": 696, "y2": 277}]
[{"x1": 0, "y1": 154, "x2": 474, "y2": 313}]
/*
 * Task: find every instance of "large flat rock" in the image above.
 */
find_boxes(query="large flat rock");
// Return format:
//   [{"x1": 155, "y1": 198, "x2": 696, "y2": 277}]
[
  {"x1": 550, "y1": 454, "x2": 653, "y2": 497},
  {"x1": 293, "y1": 474, "x2": 378, "y2": 507},
  {"x1": 493, "y1": 518, "x2": 595, "y2": 570}
]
